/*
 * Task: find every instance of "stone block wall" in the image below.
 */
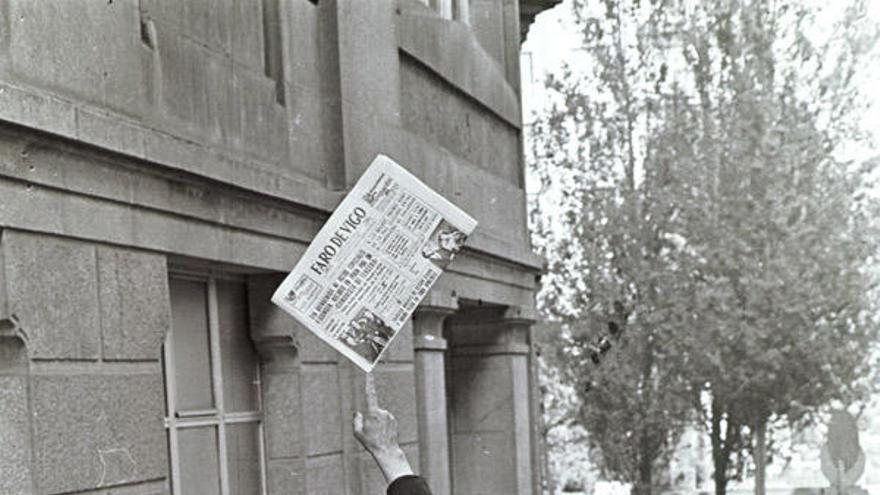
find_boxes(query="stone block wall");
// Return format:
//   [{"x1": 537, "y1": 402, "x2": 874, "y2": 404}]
[
  {"x1": 0, "y1": 230, "x2": 170, "y2": 495},
  {"x1": 31, "y1": 373, "x2": 167, "y2": 494},
  {"x1": 446, "y1": 307, "x2": 537, "y2": 495},
  {"x1": 248, "y1": 274, "x2": 422, "y2": 495},
  {"x1": 0, "y1": 230, "x2": 427, "y2": 495},
  {"x1": 0, "y1": 334, "x2": 31, "y2": 495},
  {"x1": 0, "y1": 157, "x2": 542, "y2": 495},
  {"x1": 4, "y1": 232, "x2": 170, "y2": 362},
  {"x1": 399, "y1": 55, "x2": 521, "y2": 183},
  {"x1": 0, "y1": 1, "x2": 553, "y2": 493},
  {"x1": 0, "y1": 0, "x2": 543, "y2": 270},
  {"x1": 0, "y1": 0, "x2": 340, "y2": 185}
]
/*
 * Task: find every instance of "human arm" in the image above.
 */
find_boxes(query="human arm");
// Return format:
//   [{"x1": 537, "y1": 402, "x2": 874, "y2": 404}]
[{"x1": 353, "y1": 374, "x2": 432, "y2": 494}]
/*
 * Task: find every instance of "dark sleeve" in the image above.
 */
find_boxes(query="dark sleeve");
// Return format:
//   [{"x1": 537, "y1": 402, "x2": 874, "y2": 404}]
[{"x1": 387, "y1": 475, "x2": 432, "y2": 495}]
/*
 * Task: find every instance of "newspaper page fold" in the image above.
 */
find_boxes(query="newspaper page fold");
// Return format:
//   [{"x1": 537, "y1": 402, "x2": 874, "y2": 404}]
[{"x1": 271, "y1": 155, "x2": 478, "y2": 372}]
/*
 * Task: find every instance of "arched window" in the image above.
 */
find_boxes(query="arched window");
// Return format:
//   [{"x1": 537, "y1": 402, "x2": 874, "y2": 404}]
[{"x1": 163, "y1": 273, "x2": 267, "y2": 495}]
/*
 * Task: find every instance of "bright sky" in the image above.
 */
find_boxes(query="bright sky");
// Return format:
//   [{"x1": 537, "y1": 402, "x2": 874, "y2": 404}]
[{"x1": 521, "y1": 0, "x2": 880, "y2": 163}]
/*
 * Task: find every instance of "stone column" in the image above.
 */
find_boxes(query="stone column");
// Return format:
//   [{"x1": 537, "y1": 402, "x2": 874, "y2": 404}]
[
  {"x1": 446, "y1": 306, "x2": 536, "y2": 495},
  {"x1": 248, "y1": 274, "x2": 305, "y2": 495},
  {"x1": 412, "y1": 305, "x2": 456, "y2": 495}
]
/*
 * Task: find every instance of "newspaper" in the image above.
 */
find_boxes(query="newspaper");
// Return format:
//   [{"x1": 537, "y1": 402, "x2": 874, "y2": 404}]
[{"x1": 271, "y1": 155, "x2": 478, "y2": 372}]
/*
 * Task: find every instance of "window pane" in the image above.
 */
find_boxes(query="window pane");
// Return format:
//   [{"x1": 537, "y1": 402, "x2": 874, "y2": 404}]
[
  {"x1": 226, "y1": 423, "x2": 262, "y2": 495},
  {"x1": 169, "y1": 278, "x2": 215, "y2": 412},
  {"x1": 177, "y1": 427, "x2": 221, "y2": 494},
  {"x1": 217, "y1": 280, "x2": 259, "y2": 413}
]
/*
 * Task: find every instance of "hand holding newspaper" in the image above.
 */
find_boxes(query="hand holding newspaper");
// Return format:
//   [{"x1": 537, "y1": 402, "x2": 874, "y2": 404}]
[{"x1": 271, "y1": 155, "x2": 477, "y2": 372}]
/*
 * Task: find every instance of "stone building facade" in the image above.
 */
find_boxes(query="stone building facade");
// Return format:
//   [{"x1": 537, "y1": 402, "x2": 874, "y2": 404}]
[{"x1": 0, "y1": 0, "x2": 557, "y2": 494}]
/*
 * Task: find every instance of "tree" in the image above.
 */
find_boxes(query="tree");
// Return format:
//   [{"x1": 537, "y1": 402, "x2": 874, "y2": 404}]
[
  {"x1": 533, "y1": 322, "x2": 593, "y2": 494},
  {"x1": 527, "y1": 0, "x2": 880, "y2": 494},
  {"x1": 664, "y1": 2, "x2": 880, "y2": 493},
  {"x1": 528, "y1": 2, "x2": 701, "y2": 492}
]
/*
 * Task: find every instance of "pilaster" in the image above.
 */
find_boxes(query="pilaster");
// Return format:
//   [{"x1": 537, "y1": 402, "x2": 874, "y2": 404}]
[
  {"x1": 446, "y1": 305, "x2": 536, "y2": 495},
  {"x1": 248, "y1": 274, "x2": 305, "y2": 494},
  {"x1": 412, "y1": 304, "x2": 457, "y2": 495}
]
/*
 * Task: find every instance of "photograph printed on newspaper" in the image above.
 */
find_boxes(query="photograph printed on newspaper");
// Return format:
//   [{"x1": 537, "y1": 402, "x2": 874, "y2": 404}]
[{"x1": 271, "y1": 155, "x2": 478, "y2": 372}]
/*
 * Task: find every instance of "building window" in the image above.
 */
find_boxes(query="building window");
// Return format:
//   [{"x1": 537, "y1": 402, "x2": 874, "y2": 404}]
[
  {"x1": 261, "y1": 0, "x2": 285, "y2": 105},
  {"x1": 163, "y1": 274, "x2": 267, "y2": 495},
  {"x1": 418, "y1": 0, "x2": 467, "y2": 21}
]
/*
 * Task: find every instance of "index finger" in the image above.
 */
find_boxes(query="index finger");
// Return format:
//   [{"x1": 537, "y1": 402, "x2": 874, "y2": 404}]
[{"x1": 365, "y1": 373, "x2": 379, "y2": 412}]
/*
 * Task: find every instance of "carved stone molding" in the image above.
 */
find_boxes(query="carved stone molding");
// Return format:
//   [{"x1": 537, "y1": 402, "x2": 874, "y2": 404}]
[
  {"x1": 413, "y1": 305, "x2": 457, "y2": 351},
  {"x1": 248, "y1": 274, "x2": 299, "y2": 373}
]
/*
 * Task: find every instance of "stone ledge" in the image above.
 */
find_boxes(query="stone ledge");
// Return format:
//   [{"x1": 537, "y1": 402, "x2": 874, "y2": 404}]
[
  {"x1": 0, "y1": 87, "x2": 543, "y2": 272},
  {"x1": 0, "y1": 124, "x2": 327, "y2": 249},
  {"x1": 413, "y1": 334, "x2": 448, "y2": 351},
  {"x1": 451, "y1": 343, "x2": 532, "y2": 356},
  {"x1": 0, "y1": 182, "x2": 537, "y2": 314},
  {"x1": 0, "y1": 81, "x2": 343, "y2": 213},
  {"x1": 0, "y1": 179, "x2": 305, "y2": 272},
  {"x1": 448, "y1": 249, "x2": 540, "y2": 291},
  {"x1": 390, "y1": 126, "x2": 544, "y2": 271},
  {"x1": 0, "y1": 84, "x2": 78, "y2": 139},
  {"x1": 397, "y1": 13, "x2": 521, "y2": 128},
  {"x1": 432, "y1": 272, "x2": 538, "y2": 318}
]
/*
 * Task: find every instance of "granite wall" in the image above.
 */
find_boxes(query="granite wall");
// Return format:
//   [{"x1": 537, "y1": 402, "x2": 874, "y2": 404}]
[{"x1": 0, "y1": 0, "x2": 551, "y2": 493}]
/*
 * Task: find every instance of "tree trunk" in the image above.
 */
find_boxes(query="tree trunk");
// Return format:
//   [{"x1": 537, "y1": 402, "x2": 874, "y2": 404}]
[
  {"x1": 711, "y1": 398, "x2": 729, "y2": 495},
  {"x1": 754, "y1": 416, "x2": 767, "y2": 495},
  {"x1": 636, "y1": 453, "x2": 654, "y2": 495}
]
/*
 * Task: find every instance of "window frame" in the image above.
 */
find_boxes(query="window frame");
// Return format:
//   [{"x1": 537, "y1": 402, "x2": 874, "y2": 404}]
[{"x1": 163, "y1": 270, "x2": 268, "y2": 495}]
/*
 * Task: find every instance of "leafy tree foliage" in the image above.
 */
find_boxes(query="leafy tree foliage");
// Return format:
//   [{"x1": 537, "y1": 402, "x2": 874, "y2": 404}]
[
  {"x1": 527, "y1": 0, "x2": 880, "y2": 494},
  {"x1": 533, "y1": 322, "x2": 593, "y2": 493}
]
